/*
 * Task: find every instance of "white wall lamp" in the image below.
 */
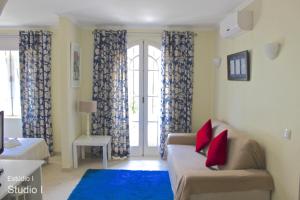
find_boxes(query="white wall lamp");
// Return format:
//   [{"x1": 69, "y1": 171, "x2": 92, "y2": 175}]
[
  {"x1": 264, "y1": 42, "x2": 281, "y2": 60},
  {"x1": 213, "y1": 57, "x2": 222, "y2": 68}
]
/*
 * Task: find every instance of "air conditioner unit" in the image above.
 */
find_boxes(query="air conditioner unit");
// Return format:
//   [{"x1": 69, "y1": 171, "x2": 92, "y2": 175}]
[{"x1": 220, "y1": 10, "x2": 253, "y2": 38}]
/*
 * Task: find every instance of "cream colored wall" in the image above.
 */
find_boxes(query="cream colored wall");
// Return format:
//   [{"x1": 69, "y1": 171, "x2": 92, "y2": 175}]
[
  {"x1": 0, "y1": 28, "x2": 64, "y2": 153},
  {"x1": 192, "y1": 31, "x2": 216, "y2": 132},
  {"x1": 0, "y1": 26, "x2": 216, "y2": 167},
  {"x1": 2, "y1": 2, "x2": 299, "y2": 197},
  {"x1": 51, "y1": 17, "x2": 82, "y2": 168},
  {"x1": 78, "y1": 28, "x2": 94, "y2": 133},
  {"x1": 51, "y1": 26, "x2": 62, "y2": 153},
  {"x1": 79, "y1": 28, "x2": 93, "y2": 102},
  {"x1": 214, "y1": 0, "x2": 300, "y2": 199},
  {"x1": 0, "y1": 19, "x2": 82, "y2": 168},
  {"x1": 78, "y1": 28, "x2": 216, "y2": 133}
]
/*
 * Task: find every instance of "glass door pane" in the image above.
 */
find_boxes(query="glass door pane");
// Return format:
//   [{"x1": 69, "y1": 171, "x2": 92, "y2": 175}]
[
  {"x1": 11, "y1": 51, "x2": 21, "y2": 116},
  {"x1": 127, "y1": 39, "x2": 162, "y2": 157},
  {"x1": 0, "y1": 51, "x2": 13, "y2": 115},
  {"x1": 147, "y1": 45, "x2": 161, "y2": 147},
  {"x1": 128, "y1": 45, "x2": 140, "y2": 147}
]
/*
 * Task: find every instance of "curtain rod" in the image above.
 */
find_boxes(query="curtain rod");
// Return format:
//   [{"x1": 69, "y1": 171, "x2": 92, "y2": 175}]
[
  {"x1": 19, "y1": 30, "x2": 53, "y2": 35},
  {"x1": 0, "y1": 31, "x2": 52, "y2": 37},
  {"x1": 92, "y1": 30, "x2": 198, "y2": 36},
  {"x1": 128, "y1": 32, "x2": 198, "y2": 36}
]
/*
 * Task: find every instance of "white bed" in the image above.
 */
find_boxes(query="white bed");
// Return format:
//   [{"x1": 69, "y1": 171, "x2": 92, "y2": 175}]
[{"x1": 0, "y1": 138, "x2": 50, "y2": 160}]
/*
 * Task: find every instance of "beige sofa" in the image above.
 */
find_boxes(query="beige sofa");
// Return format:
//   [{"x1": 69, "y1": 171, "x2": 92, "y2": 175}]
[{"x1": 166, "y1": 120, "x2": 274, "y2": 200}]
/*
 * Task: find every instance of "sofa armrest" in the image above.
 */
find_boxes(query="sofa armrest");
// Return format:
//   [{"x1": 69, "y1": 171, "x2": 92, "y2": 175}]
[
  {"x1": 167, "y1": 133, "x2": 196, "y2": 145},
  {"x1": 176, "y1": 169, "x2": 274, "y2": 200}
]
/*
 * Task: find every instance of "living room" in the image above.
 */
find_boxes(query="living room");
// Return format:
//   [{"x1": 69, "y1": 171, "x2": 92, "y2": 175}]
[{"x1": 0, "y1": 0, "x2": 299, "y2": 199}]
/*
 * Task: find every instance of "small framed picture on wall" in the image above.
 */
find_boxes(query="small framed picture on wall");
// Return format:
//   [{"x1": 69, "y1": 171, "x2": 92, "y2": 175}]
[
  {"x1": 71, "y1": 42, "x2": 81, "y2": 87},
  {"x1": 227, "y1": 50, "x2": 250, "y2": 81}
]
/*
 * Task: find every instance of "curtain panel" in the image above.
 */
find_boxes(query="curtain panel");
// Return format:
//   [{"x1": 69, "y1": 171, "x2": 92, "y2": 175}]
[
  {"x1": 160, "y1": 31, "x2": 194, "y2": 158},
  {"x1": 92, "y1": 30, "x2": 129, "y2": 159},
  {"x1": 19, "y1": 30, "x2": 53, "y2": 153}
]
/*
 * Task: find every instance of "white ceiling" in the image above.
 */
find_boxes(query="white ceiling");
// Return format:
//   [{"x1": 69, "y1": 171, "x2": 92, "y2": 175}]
[{"x1": 0, "y1": 0, "x2": 247, "y2": 28}]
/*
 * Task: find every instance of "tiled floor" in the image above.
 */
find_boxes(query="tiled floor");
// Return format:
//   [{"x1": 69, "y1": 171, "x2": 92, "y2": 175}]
[{"x1": 42, "y1": 155, "x2": 168, "y2": 200}]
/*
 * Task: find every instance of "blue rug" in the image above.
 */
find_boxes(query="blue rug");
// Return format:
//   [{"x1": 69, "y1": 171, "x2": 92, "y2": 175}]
[{"x1": 68, "y1": 169, "x2": 174, "y2": 200}]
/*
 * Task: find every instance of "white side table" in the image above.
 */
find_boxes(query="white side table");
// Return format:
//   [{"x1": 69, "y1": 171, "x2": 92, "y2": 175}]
[{"x1": 73, "y1": 135, "x2": 112, "y2": 169}]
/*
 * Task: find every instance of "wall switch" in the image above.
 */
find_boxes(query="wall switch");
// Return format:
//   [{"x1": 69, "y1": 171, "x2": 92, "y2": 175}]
[{"x1": 283, "y1": 128, "x2": 292, "y2": 140}]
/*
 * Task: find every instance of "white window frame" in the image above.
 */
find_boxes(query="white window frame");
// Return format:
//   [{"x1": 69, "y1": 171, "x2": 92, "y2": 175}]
[
  {"x1": 128, "y1": 33, "x2": 162, "y2": 157},
  {"x1": 0, "y1": 35, "x2": 21, "y2": 118}
]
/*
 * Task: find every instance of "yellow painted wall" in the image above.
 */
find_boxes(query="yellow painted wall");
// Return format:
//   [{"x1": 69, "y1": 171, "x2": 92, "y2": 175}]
[
  {"x1": 78, "y1": 28, "x2": 93, "y2": 133},
  {"x1": 57, "y1": 27, "x2": 217, "y2": 158},
  {"x1": 1, "y1": 26, "x2": 217, "y2": 167},
  {"x1": 51, "y1": 25, "x2": 62, "y2": 153},
  {"x1": 0, "y1": 19, "x2": 82, "y2": 168},
  {"x1": 79, "y1": 28, "x2": 93, "y2": 102},
  {"x1": 78, "y1": 28, "x2": 216, "y2": 133},
  {"x1": 0, "y1": 29, "x2": 18, "y2": 35},
  {"x1": 52, "y1": 17, "x2": 82, "y2": 168},
  {"x1": 192, "y1": 31, "x2": 216, "y2": 132},
  {"x1": 2, "y1": 2, "x2": 300, "y2": 197},
  {"x1": 0, "y1": 28, "x2": 65, "y2": 153},
  {"x1": 214, "y1": 0, "x2": 300, "y2": 199}
]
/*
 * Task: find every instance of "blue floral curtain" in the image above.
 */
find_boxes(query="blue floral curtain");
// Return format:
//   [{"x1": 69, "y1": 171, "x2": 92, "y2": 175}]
[
  {"x1": 19, "y1": 30, "x2": 53, "y2": 153},
  {"x1": 92, "y1": 30, "x2": 129, "y2": 159},
  {"x1": 160, "y1": 31, "x2": 194, "y2": 158}
]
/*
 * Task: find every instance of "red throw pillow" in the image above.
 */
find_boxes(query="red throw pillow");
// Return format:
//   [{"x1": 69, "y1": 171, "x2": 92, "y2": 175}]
[
  {"x1": 195, "y1": 119, "x2": 212, "y2": 152},
  {"x1": 206, "y1": 130, "x2": 228, "y2": 167}
]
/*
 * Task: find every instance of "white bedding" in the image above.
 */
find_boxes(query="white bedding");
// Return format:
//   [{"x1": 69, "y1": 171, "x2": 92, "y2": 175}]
[{"x1": 0, "y1": 138, "x2": 50, "y2": 160}]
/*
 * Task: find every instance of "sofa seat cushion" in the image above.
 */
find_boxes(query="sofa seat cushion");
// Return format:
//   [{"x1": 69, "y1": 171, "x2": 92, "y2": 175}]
[{"x1": 167, "y1": 144, "x2": 210, "y2": 192}]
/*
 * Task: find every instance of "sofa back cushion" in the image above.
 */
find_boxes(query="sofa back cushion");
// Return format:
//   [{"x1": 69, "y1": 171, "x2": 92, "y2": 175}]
[{"x1": 211, "y1": 120, "x2": 266, "y2": 170}]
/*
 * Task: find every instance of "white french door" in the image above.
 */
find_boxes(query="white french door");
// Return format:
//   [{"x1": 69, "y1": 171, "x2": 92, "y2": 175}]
[{"x1": 127, "y1": 35, "x2": 162, "y2": 156}]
